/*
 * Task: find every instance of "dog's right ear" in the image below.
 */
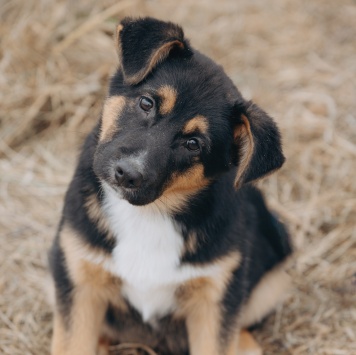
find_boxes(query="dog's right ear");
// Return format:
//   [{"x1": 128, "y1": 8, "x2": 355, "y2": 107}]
[
  {"x1": 115, "y1": 17, "x2": 191, "y2": 85},
  {"x1": 231, "y1": 101, "x2": 285, "y2": 189}
]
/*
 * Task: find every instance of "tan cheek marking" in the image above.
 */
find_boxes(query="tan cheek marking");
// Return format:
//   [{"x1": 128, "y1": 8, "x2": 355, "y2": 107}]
[
  {"x1": 152, "y1": 193, "x2": 191, "y2": 214},
  {"x1": 100, "y1": 96, "x2": 126, "y2": 142},
  {"x1": 85, "y1": 193, "x2": 114, "y2": 241},
  {"x1": 234, "y1": 114, "x2": 254, "y2": 189},
  {"x1": 183, "y1": 115, "x2": 209, "y2": 135},
  {"x1": 158, "y1": 85, "x2": 177, "y2": 115},
  {"x1": 175, "y1": 252, "x2": 241, "y2": 355},
  {"x1": 164, "y1": 165, "x2": 210, "y2": 196},
  {"x1": 157, "y1": 165, "x2": 210, "y2": 213}
]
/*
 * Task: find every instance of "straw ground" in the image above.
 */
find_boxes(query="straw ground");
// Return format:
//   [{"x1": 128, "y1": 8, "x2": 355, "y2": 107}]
[{"x1": 0, "y1": 0, "x2": 355, "y2": 354}]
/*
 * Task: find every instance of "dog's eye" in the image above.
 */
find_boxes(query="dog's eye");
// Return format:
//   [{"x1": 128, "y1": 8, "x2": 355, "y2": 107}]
[
  {"x1": 185, "y1": 138, "x2": 200, "y2": 151},
  {"x1": 139, "y1": 96, "x2": 154, "y2": 112}
]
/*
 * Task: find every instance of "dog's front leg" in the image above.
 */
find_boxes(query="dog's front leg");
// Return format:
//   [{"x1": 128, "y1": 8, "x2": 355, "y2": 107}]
[
  {"x1": 181, "y1": 278, "x2": 233, "y2": 355},
  {"x1": 51, "y1": 286, "x2": 108, "y2": 355},
  {"x1": 187, "y1": 312, "x2": 263, "y2": 355},
  {"x1": 185, "y1": 297, "x2": 222, "y2": 355}
]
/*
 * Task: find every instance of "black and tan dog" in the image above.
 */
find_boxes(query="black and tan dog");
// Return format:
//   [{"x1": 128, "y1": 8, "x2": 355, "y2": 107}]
[{"x1": 49, "y1": 17, "x2": 292, "y2": 355}]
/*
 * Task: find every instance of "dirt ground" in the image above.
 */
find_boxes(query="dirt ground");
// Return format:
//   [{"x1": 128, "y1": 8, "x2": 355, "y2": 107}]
[{"x1": 0, "y1": 0, "x2": 355, "y2": 354}]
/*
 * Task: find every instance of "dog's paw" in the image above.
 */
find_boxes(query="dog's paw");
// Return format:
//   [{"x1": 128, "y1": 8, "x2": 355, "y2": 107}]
[
  {"x1": 238, "y1": 330, "x2": 263, "y2": 355},
  {"x1": 239, "y1": 349, "x2": 263, "y2": 355}
]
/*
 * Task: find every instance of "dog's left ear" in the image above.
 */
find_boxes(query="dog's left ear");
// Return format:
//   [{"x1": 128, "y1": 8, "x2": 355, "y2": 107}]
[
  {"x1": 115, "y1": 17, "x2": 191, "y2": 85},
  {"x1": 232, "y1": 101, "x2": 285, "y2": 189}
]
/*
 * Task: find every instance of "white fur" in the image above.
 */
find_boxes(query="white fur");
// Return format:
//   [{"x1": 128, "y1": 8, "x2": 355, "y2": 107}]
[{"x1": 101, "y1": 183, "x2": 219, "y2": 323}]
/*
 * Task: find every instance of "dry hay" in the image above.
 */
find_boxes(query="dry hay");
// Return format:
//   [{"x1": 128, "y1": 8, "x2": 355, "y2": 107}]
[{"x1": 0, "y1": 0, "x2": 355, "y2": 354}]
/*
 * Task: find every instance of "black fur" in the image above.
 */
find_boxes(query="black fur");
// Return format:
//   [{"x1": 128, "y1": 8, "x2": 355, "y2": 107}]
[{"x1": 49, "y1": 16, "x2": 292, "y2": 355}]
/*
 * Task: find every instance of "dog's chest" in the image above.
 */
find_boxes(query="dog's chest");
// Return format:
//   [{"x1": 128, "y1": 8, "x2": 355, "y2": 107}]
[{"x1": 103, "y1": 191, "x2": 211, "y2": 322}]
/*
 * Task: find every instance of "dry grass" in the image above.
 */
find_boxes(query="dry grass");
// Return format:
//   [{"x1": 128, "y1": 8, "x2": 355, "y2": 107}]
[{"x1": 0, "y1": 0, "x2": 355, "y2": 354}]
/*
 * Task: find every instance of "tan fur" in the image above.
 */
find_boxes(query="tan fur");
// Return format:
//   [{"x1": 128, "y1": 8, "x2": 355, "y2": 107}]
[
  {"x1": 183, "y1": 115, "x2": 209, "y2": 134},
  {"x1": 54, "y1": 285, "x2": 108, "y2": 355},
  {"x1": 85, "y1": 193, "x2": 114, "y2": 239},
  {"x1": 51, "y1": 225, "x2": 126, "y2": 355},
  {"x1": 114, "y1": 24, "x2": 123, "y2": 53},
  {"x1": 182, "y1": 278, "x2": 221, "y2": 355},
  {"x1": 234, "y1": 114, "x2": 255, "y2": 189},
  {"x1": 158, "y1": 165, "x2": 210, "y2": 212},
  {"x1": 115, "y1": 24, "x2": 124, "y2": 65},
  {"x1": 184, "y1": 231, "x2": 198, "y2": 254},
  {"x1": 116, "y1": 24, "x2": 123, "y2": 32},
  {"x1": 224, "y1": 329, "x2": 262, "y2": 355},
  {"x1": 97, "y1": 340, "x2": 110, "y2": 355},
  {"x1": 59, "y1": 225, "x2": 126, "y2": 310},
  {"x1": 175, "y1": 252, "x2": 241, "y2": 355},
  {"x1": 51, "y1": 311, "x2": 68, "y2": 355},
  {"x1": 99, "y1": 96, "x2": 126, "y2": 142},
  {"x1": 165, "y1": 165, "x2": 209, "y2": 195},
  {"x1": 158, "y1": 85, "x2": 177, "y2": 115},
  {"x1": 240, "y1": 264, "x2": 291, "y2": 328},
  {"x1": 225, "y1": 330, "x2": 240, "y2": 355},
  {"x1": 124, "y1": 40, "x2": 184, "y2": 85},
  {"x1": 238, "y1": 330, "x2": 263, "y2": 355},
  {"x1": 154, "y1": 193, "x2": 191, "y2": 214}
]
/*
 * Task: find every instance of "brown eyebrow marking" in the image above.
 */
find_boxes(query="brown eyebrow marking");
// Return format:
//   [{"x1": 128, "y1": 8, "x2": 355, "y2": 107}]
[
  {"x1": 158, "y1": 85, "x2": 177, "y2": 115},
  {"x1": 183, "y1": 115, "x2": 209, "y2": 135},
  {"x1": 99, "y1": 96, "x2": 126, "y2": 142}
]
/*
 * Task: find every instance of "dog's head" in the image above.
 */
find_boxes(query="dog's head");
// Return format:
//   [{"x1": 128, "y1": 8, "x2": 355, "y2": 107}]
[{"x1": 93, "y1": 17, "x2": 285, "y2": 208}]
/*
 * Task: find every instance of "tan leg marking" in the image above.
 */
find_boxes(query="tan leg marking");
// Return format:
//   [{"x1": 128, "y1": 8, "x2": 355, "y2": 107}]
[
  {"x1": 85, "y1": 193, "x2": 114, "y2": 239},
  {"x1": 97, "y1": 339, "x2": 110, "y2": 355},
  {"x1": 100, "y1": 96, "x2": 126, "y2": 142},
  {"x1": 51, "y1": 225, "x2": 126, "y2": 355},
  {"x1": 241, "y1": 265, "x2": 291, "y2": 328},
  {"x1": 226, "y1": 330, "x2": 239, "y2": 355},
  {"x1": 176, "y1": 252, "x2": 241, "y2": 355},
  {"x1": 51, "y1": 311, "x2": 67, "y2": 355},
  {"x1": 158, "y1": 85, "x2": 177, "y2": 115},
  {"x1": 183, "y1": 115, "x2": 209, "y2": 135},
  {"x1": 238, "y1": 330, "x2": 263, "y2": 355},
  {"x1": 63, "y1": 284, "x2": 109, "y2": 355}
]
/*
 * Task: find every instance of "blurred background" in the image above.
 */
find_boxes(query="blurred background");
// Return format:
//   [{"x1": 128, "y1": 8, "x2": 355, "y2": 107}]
[{"x1": 0, "y1": 0, "x2": 355, "y2": 354}]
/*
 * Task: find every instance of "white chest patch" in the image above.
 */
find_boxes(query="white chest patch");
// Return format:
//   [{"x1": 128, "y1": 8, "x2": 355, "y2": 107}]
[{"x1": 102, "y1": 185, "x2": 219, "y2": 323}]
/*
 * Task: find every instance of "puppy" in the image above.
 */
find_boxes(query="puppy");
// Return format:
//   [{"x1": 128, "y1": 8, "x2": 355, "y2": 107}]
[{"x1": 49, "y1": 17, "x2": 292, "y2": 355}]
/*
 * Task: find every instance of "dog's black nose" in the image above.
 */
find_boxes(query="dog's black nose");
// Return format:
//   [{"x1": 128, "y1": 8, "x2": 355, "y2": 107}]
[{"x1": 115, "y1": 161, "x2": 143, "y2": 189}]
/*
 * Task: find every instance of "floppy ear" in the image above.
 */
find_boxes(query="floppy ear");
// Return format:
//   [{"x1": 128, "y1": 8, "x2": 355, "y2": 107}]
[
  {"x1": 232, "y1": 101, "x2": 285, "y2": 189},
  {"x1": 115, "y1": 17, "x2": 191, "y2": 85}
]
